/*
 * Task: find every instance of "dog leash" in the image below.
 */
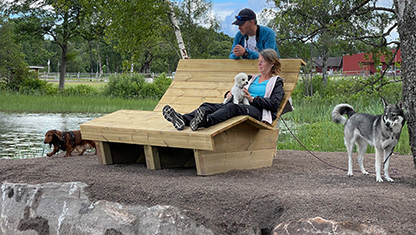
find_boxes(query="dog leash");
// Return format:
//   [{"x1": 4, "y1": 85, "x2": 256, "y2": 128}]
[
  {"x1": 280, "y1": 117, "x2": 351, "y2": 172},
  {"x1": 280, "y1": 117, "x2": 399, "y2": 175}
]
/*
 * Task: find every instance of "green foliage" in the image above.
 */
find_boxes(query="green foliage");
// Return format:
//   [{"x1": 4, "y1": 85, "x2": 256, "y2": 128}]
[
  {"x1": 292, "y1": 75, "x2": 402, "y2": 104},
  {"x1": 103, "y1": 73, "x2": 171, "y2": 99},
  {"x1": 18, "y1": 76, "x2": 59, "y2": 95},
  {"x1": 0, "y1": 18, "x2": 30, "y2": 90},
  {"x1": 153, "y1": 73, "x2": 172, "y2": 96},
  {"x1": 278, "y1": 74, "x2": 409, "y2": 155},
  {"x1": 63, "y1": 84, "x2": 99, "y2": 96},
  {"x1": 0, "y1": 90, "x2": 158, "y2": 113},
  {"x1": 103, "y1": 74, "x2": 145, "y2": 99}
]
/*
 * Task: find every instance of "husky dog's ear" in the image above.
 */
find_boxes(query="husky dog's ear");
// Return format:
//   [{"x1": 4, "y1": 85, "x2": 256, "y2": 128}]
[
  {"x1": 397, "y1": 100, "x2": 404, "y2": 110},
  {"x1": 382, "y1": 97, "x2": 388, "y2": 107}
]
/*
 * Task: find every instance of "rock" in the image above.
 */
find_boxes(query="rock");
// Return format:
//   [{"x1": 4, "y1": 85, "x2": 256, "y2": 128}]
[
  {"x1": 273, "y1": 217, "x2": 386, "y2": 235},
  {"x1": 0, "y1": 182, "x2": 213, "y2": 235}
]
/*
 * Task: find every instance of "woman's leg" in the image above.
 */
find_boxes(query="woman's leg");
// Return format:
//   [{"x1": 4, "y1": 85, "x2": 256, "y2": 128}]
[
  {"x1": 182, "y1": 102, "x2": 224, "y2": 125},
  {"x1": 190, "y1": 103, "x2": 262, "y2": 130},
  {"x1": 207, "y1": 103, "x2": 262, "y2": 126},
  {"x1": 163, "y1": 103, "x2": 224, "y2": 130}
]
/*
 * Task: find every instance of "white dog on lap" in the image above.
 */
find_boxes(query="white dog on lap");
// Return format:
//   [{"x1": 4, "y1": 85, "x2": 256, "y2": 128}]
[{"x1": 223, "y1": 73, "x2": 250, "y2": 105}]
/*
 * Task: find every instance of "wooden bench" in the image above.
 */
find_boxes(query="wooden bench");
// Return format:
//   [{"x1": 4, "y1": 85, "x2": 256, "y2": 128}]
[{"x1": 80, "y1": 59, "x2": 305, "y2": 175}]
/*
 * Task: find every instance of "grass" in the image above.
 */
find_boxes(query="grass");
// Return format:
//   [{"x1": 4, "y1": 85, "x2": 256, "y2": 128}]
[
  {"x1": 49, "y1": 81, "x2": 107, "y2": 90},
  {"x1": 0, "y1": 80, "x2": 412, "y2": 155},
  {"x1": 277, "y1": 97, "x2": 411, "y2": 155},
  {"x1": 0, "y1": 90, "x2": 158, "y2": 113}
]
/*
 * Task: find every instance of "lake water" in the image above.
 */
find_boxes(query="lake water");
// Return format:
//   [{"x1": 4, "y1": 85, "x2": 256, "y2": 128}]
[{"x1": 0, "y1": 112, "x2": 103, "y2": 159}]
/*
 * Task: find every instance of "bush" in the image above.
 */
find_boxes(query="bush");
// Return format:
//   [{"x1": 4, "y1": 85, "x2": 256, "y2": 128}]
[
  {"x1": 152, "y1": 73, "x2": 172, "y2": 99},
  {"x1": 103, "y1": 74, "x2": 145, "y2": 99},
  {"x1": 293, "y1": 75, "x2": 403, "y2": 105},
  {"x1": 102, "y1": 73, "x2": 171, "y2": 99},
  {"x1": 64, "y1": 84, "x2": 99, "y2": 96},
  {"x1": 18, "y1": 77, "x2": 58, "y2": 95},
  {"x1": 0, "y1": 81, "x2": 8, "y2": 91}
]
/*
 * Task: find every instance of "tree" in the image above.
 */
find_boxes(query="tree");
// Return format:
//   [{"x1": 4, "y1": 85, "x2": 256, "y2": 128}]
[
  {"x1": 175, "y1": 0, "x2": 219, "y2": 58},
  {"x1": 0, "y1": 16, "x2": 30, "y2": 90},
  {"x1": 271, "y1": 0, "x2": 416, "y2": 166},
  {"x1": 100, "y1": 0, "x2": 220, "y2": 73},
  {"x1": 394, "y1": 0, "x2": 416, "y2": 166},
  {"x1": 167, "y1": 1, "x2": 188, "y2": 59},
  {"x1": 271, "y1": 0, "x2": 396, "y2": 84},
  {"x1": 6, "y1": 0, "x2": 92, "y2": 90},
  {"x1": 12, "y1": 17, "x2": 54, "y2": 67}
]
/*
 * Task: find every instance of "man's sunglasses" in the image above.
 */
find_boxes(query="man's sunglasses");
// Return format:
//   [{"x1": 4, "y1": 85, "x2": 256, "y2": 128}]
[{"x1": 235, "y1": 15, "x2": 250, "y2": 20}]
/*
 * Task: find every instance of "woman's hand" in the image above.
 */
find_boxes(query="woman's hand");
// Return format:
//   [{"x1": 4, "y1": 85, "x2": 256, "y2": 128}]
[
  {"x1": 226, "y1": 91, "x2": 233, "y2": 99},
  {"x1": 243, "y1": 88, "x2": 254, "y2": 103}
]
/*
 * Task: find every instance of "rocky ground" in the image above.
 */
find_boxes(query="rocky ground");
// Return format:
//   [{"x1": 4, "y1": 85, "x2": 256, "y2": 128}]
[{"x1": 0, "y1": 150, "x2": 415, "y2": 234}]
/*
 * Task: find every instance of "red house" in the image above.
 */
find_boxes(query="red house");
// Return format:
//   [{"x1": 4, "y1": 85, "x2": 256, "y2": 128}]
[{"x1": 342, "y1": 50, "x2": 401, "y2": 75}]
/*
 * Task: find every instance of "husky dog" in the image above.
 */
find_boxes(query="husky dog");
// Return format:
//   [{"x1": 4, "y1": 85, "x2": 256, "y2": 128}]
[
  {"x1": 332, "y1": 99, "x2": 405, "y2": 182},
  {"x1": 223, "y1": 73, "x2": 250, "y2": 105}
]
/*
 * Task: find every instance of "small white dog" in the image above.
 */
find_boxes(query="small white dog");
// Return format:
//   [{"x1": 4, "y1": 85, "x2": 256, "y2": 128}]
[{"x1": 223, "y1": 73, "x2": 250, "y2": 105}]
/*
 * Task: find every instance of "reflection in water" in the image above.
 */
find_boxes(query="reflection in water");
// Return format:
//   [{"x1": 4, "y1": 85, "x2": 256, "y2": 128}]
[{"x1": 0, "y1": 112, "x2": 103, "y2": 159}]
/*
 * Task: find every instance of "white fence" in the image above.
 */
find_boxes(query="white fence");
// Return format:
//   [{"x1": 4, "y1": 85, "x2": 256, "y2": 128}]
[{"x1": 39, "y1": 72, "x2": 174, "y2": 83}]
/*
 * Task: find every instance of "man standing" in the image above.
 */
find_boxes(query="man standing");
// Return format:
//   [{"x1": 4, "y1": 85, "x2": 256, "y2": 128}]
[{"x1": 229, "y1": 8, "x2": 280, "y2": 59}]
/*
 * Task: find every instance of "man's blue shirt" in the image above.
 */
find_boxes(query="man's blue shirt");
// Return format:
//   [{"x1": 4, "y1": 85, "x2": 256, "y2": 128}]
[{"x1": 229, "y1": 25, "x2": 280, "y2": 59}]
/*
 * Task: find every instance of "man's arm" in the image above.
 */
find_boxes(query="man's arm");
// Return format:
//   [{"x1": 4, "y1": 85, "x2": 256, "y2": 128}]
[
  {"x1": 245, "y1": 49, "x2": 259, "y2": 59},
  {"x1": 229, "y1": 33, "x2": 242, "y2": 59},
  {"x1": 261, "y1": 27, "x2": 280, "y2": 58}
]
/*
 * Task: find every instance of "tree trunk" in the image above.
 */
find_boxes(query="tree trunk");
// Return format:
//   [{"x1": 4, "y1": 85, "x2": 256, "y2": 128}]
[
  {"x1": 322, "y1": 52, "x2": 329, "y2": 85},
  {"x1": 88, "y1": 41, "x2": 94, "y2": 77},
  {"x1": 167, "y1": 1, "x2": 189, "y2": 59},
  {"x1": 97, "y1": 42, "x2": 103, "y2": 76},
  {"x1": 394, "y1": 0, "x2": 416, "y2": 166},
  {"x1": 59, "y1": 44, "x2": 68, "y2": 90},
  {"x1": 106, "y1": 56, "x2": 110, "y2": 73}
]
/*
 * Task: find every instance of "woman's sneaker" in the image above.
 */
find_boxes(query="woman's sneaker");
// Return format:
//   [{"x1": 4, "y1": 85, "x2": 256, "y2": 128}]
[
  {"x1": 190, "y1": 108, "x2": 207, "y2": 131},
  {"x1": 163, "y1": 105, "x2": 185, "y2": 130}
]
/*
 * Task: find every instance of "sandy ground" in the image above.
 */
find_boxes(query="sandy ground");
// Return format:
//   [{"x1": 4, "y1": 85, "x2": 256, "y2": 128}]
[{"x1": 0, "y1": 150, "x2": 415, "y2": 234}]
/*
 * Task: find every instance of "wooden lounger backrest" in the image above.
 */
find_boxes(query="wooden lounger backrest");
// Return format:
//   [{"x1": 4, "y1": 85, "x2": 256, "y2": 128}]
[{"x1": 154, "y1": 59, "x2": 305, "y2": 124}]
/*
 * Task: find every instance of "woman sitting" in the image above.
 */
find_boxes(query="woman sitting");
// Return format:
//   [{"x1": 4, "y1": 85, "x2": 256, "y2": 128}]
[{"x1": 163, "y1": 49, "x2": 284, "y2": 131}]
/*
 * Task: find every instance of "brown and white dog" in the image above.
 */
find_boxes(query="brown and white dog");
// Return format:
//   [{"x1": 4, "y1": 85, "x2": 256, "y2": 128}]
[{"x1": 43, "y1": 130, "x2": 96, "y2": 157}]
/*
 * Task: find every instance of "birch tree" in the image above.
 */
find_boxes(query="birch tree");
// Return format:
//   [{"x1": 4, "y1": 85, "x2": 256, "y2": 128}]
[{"x1": 167, "y1": 1, "x2": 188, "y2": 59}]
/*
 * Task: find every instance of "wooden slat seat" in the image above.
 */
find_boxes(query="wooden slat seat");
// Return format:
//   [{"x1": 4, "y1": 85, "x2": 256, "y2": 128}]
[{"x1": 80, "y1": 59, "x2": 305, "y2": 175}]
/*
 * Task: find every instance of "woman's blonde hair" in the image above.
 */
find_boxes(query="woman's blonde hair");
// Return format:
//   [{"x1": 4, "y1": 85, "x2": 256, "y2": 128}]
[{"x1": 260, "y1": 49, "x2": 281, "y2": 75}]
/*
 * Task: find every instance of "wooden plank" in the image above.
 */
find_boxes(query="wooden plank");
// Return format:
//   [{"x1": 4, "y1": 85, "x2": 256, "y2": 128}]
[
  {"x1": 176, "y1": 59, "x2": 259, "y2": 73},
  {"x1": 211, "y1": 126, "x2": 278, "y2": 153},
  {"x1": 175, "y1": 59, "x2": 305, "y2": 73},
  {"x1": 96, "y1": 141, "x2": 113, "y2": 165},
  {"x1": 81, "y1": 127, "x2": 215, "y2": 150},
  {"x1": 194, "y1": 148, "x2": 276, "y2": 175},
  {"x1": 144, "y1": 145, "x2": 161, "y2": 170},
  {"x1": 81, "y1": 58, "x2": 304, "y2": 173}
]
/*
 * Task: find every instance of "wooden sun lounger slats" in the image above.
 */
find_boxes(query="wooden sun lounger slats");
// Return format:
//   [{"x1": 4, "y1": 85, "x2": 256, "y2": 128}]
[{"x1": 81, "y1": 58, "x2": 305, "y2": 175}]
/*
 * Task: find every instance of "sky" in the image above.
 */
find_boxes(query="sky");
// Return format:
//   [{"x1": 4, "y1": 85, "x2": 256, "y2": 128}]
[
  {"x1": 210, "y1": 0, "x2": 399, "y2": 42},
  {"x1": 210, "y1": 0, "x2": 273, "y2": 37}
]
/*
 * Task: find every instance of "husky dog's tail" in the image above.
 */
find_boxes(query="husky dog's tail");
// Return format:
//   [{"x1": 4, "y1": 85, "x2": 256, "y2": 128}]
[{"x1": 331, "y1": 104, "x2": 356, "y2": 125}]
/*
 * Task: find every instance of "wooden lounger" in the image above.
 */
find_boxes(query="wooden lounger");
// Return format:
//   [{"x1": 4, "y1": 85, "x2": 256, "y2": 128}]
[{"x1": 80, "y1": 59, "x2": 305, "y2": 175}]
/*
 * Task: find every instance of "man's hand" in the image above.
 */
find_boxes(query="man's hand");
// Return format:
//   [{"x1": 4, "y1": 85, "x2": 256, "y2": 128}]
[{"x1": 233, "y1": 45, "x2": 246, "y2": 57}]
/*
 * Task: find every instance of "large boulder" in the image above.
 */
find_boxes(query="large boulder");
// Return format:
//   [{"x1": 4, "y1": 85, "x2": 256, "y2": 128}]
[
  {"x1": 0, "y1": 182, "x2": 213, "y2": 235},
  {"x1": 273, "y1": 217, "x2": 386, "y2": 235}
]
